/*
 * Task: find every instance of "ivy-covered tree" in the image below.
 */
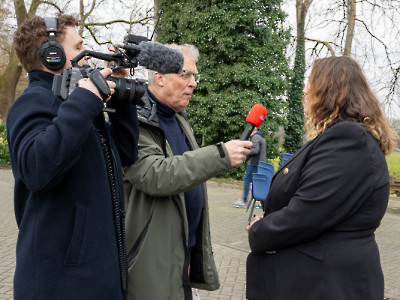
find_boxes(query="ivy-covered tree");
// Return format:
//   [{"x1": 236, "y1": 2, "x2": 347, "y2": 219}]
[
  {"x1": 283, "y1": 42, "x2": 305, "y2": 153},
  {"x1": 283, "y1": 45, "x2": 305, "y2": 153},
  {"x1": 283, "y1": 0, "x2": 310, "y2": 153},
  {"x1": 156, "y1": 0, "x2": 291, "y2": 177}
]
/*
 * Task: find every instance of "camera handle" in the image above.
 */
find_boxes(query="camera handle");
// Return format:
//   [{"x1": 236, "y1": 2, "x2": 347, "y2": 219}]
[
  {"x1": 87, "y1": 69, "x2": 111, "y2": 101},
  {"x1": 53, "y1": 67, "x2": 111, "y2": 102},
  {"x1": 70, "y1": 50, "x2": 125, "y2": 68}
]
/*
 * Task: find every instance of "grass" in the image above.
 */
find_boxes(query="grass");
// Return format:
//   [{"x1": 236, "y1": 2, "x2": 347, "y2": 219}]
[
  {"x1": 213, "y1": 150, "x2": 400, "y2": 185},
  {"x1": 387, "y1": 152, "x2": 400, "y2": 181}
]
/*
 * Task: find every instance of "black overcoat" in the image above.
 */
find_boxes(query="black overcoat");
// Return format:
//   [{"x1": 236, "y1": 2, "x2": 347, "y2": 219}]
[
  {"x1": 247, "y1": 121, "x2": 389, "y2": 300},
  {"x1": 7, "y1": 71, "x2": 139, "y2": 299}
]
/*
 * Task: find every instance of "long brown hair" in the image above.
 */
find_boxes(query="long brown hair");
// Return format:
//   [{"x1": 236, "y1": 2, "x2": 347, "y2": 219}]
[{"x1": 304, "y1": 56, "x2": 397, "y2": 154}]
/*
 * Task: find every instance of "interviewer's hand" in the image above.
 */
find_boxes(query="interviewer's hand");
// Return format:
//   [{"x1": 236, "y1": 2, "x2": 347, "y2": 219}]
[
  {"x1": 246, "y1": 215, "x2": 263, "y2": 232},
  {"x1": 78, "y1": 68, "x2": 116, "y2": 100},
  {"x1": 224, "y1": 140, "x2": 252, "y2": 167}
]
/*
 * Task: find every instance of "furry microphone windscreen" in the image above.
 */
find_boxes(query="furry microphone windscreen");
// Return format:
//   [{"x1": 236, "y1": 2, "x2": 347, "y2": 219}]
[{"x1": 137, "y1": 42, "x2": 184, "y2": 74}]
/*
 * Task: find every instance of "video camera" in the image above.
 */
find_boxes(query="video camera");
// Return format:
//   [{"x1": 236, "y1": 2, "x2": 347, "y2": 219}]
[{"x1": 52, "y1": 34, "x2": 184, "y2": 106}]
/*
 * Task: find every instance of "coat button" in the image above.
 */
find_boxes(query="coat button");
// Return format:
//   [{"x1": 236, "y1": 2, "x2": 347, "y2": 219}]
[{"x1": 283, "y1": 168, "x2": 289, "y2": 175}]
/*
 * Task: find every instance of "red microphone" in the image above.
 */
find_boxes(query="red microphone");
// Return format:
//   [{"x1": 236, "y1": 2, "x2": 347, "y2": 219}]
[{"x1": 240, "y1": 104, "x2": 267, "y2": 140}]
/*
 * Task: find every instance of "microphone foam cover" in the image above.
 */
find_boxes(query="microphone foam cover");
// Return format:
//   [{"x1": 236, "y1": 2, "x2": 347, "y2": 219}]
[
  {"x1": 246, "y1": 104, "x2": 267, "y2": 127},
  {"x1": 137, "y1": 42, "x2": 184, "y2": 74}
]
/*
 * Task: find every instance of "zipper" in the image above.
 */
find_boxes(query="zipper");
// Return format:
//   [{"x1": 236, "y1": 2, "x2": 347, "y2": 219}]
[{"x1": 95, "y1": 126, "x2": 127, "y2": 292}]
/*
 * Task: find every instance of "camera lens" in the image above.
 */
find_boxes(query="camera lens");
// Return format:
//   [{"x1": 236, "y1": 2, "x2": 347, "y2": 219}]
[{"x1": 108, "y1": 76, "x2": 146, "y2": 105}]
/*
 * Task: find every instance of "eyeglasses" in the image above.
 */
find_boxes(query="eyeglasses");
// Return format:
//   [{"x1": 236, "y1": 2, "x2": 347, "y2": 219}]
[{"x1": 180, "y1": 70, "x2": 200, "y2": 83}]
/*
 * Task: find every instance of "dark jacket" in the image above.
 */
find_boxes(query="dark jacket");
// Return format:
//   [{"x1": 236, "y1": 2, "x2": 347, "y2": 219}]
[
  {"x1": 6, "y1": 71, "x2": 139, "y2": 300},
  {"x1": 123, "y1": 91, "x2": 232, "y2": 300},
  {"x1": 247, "y1": 122, "x2": 389, "y2": 300},
  {"x1": 247, "y1": 131, "x2": 266, "y2": 166}
]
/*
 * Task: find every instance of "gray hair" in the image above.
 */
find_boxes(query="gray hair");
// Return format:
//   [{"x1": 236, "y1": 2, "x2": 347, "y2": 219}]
[{"x1": 148, "y1": 43, "x2": 200, "y2": 85}]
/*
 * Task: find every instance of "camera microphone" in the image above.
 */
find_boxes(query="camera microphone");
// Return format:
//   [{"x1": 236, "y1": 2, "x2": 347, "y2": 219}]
[
  {"x1": 115, "y1": 39, "x2": 184, "y2": 74},
  {"x1": 240, "y1": 104, "x2": 267, "y2": 140},
  {"x1": 137, "y1": 42, "x2": 184, "y2": 74}
]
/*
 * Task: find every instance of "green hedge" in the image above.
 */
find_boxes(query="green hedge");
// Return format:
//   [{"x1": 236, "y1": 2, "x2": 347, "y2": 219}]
[{"x1": 0, "y1": 120, "x2": 10, "y2": 168}]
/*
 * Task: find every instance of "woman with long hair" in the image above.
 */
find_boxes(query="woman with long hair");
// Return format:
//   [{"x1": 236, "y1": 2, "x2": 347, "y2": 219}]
[{"x1": 246, "y1": 56, "x2": 397, "y2": 300}]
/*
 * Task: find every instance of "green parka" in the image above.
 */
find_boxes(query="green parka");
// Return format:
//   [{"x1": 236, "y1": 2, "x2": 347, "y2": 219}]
[{"x1": 123, "y1": 92, "x2": 232, "y2": 300}]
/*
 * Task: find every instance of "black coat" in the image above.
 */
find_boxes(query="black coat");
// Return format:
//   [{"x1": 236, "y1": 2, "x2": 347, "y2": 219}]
[
  {"x1": 7, "y1": 71, "x2": 139, "y2": 299},
  {"x1": 247, "y1": 122, "x2": 389, "y2": 300}
]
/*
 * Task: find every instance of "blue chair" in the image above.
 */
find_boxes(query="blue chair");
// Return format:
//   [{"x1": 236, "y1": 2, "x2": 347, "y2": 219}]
[
  {"x1": 257, "y1": 161, "x2": 275, "y2": 178},
  {"x1": 279, "y1": 153, "x2": 292, "y2": 166},
  {"x1": 247, "y1": 173, "x2": 271, "y2": 224}
]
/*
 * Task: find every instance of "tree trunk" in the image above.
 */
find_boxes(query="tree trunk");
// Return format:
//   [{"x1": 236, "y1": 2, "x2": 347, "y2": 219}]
[
  {"x1": 154, "y1": 0, "x2": 160, "y2": 14},
  {"x1": 284, "y1": 0, "x2": 312, "y2": 153},
  {"x1": 0, "y1": 0, "x2": 40, "y2": 121},
  {"x1": 0, "y1": 49, "x2": 22, "y2": 120},
  {"x1": 296, "y1": 0, "x2": 312, "y2": 40},
  {"x1": 153, "y1": 0, "x2": 161, "y2": 41},
  {"x1": 344, "y1": 0, "x2": 356, "y2": 56}
]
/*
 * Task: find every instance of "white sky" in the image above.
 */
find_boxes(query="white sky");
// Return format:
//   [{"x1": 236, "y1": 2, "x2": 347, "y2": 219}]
[{"x1": 281, "y1": 0, "x2": 400, "y2": 120}]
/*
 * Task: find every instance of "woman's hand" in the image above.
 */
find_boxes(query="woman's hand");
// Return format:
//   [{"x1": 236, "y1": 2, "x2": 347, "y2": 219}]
[{"x1": 246, "y1": 215, "x2": 263, "y2": 232}]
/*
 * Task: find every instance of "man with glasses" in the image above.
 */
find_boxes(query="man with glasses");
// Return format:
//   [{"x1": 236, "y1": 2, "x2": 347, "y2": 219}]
[{"x1": 123, "y1": 44, "x2": 252, "y2": 300}]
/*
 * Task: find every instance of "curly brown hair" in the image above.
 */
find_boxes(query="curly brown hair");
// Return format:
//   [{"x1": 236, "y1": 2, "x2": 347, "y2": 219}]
[
  {"x1": 13, "y1": 14, "x2": 78, "y2": 72},
  {"x1": 304, "y1": 56, "x2": 397, "y2": 154}
]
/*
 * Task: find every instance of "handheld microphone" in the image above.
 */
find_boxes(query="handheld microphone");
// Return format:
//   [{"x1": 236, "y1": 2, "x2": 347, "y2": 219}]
[{"x1": 240, "y1": 104, "x2": 267, "y2": 140}]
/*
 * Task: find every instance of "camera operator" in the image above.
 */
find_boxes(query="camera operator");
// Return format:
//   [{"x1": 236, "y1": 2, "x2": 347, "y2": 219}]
[
  {"x1": 7, "y1": 14, "x2": 139, "y2": 300},
  {"x1": 123, "y1": 44, "x2": 252, "y2": 300}
]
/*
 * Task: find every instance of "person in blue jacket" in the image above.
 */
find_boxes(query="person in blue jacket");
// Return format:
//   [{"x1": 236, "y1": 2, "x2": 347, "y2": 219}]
[{"x1": 7, "y1": 15, "x2": 139, "y2": 300}]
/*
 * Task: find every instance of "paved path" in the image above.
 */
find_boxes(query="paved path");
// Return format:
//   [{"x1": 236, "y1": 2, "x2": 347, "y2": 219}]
[
  {"x1": 201, "y1": 181, "x2": 400, "y2": 300},
  {"x1": 1, "y1": 169, "x2": 399, "y2": 299},
  {"x1": 0, "y1": 169, "x2": 16, "y2": 300}
]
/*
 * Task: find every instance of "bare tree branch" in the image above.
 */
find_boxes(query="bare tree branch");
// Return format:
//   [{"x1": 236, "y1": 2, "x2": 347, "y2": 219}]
[
  {"x1": 305, "y1": 37, "x2": 337, "y2": 55},
  {"x1": 27, "y1": 0, "x2": 41, "y2": 17},
  {"x1": 85, "y1": 25, "x2": 107, "y2": 46},
  {"x1": 355, "y1": 17, "x2": 393, "y2": 66},
  {"x1": 85, "y1": 18, "x2": 151, "y2": 27},
  {"x1": 40, "y1": 1, "x2": 62, "y2": 13}
]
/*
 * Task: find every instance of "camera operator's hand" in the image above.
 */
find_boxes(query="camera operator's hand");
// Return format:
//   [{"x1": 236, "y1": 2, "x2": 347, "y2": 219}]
[
  {"x1": 104, "y1": 61, "x2": 129, "y2": 78},
  {"x1": 78, "y1": 68, "x2": 116, "y2": 100},
  {"x1": 224, "y1": 140, "x2": 252, "y2": 167}
]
